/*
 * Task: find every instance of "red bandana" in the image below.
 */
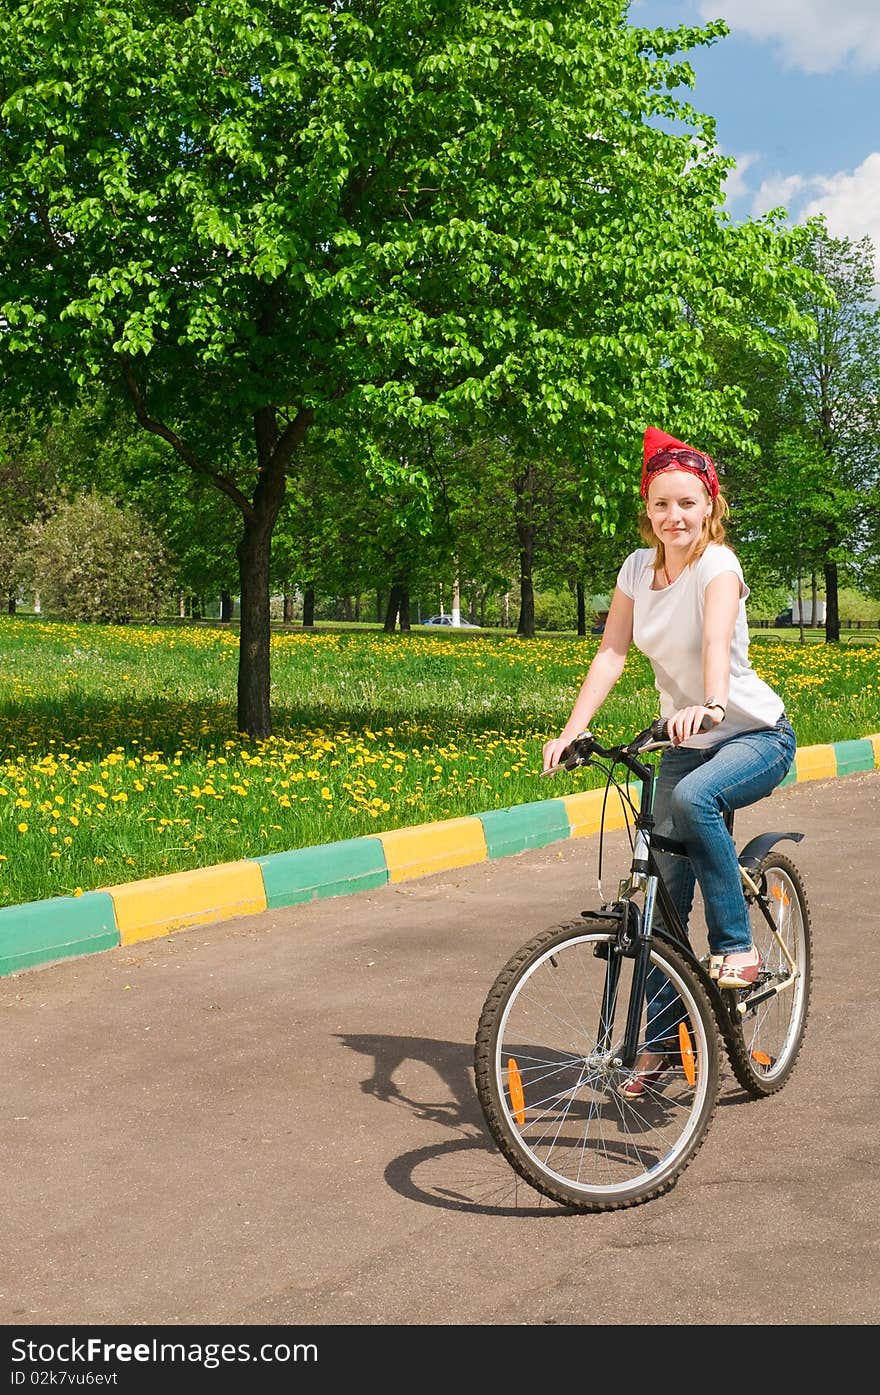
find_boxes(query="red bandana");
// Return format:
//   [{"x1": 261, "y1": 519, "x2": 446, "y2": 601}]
[{"x1": 641, "y1": 427, "x2": 719, "y2": 500}]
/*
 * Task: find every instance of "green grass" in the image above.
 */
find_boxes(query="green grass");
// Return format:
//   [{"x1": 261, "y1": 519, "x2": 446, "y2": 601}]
[{"x1": 1, "y1": 615, "x2": 878, "y2": 908}]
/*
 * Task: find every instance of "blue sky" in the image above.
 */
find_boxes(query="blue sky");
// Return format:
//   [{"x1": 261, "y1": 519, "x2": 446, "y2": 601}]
[{"x1": 631, "y1": 1, "x2": 880, "y2": 276}]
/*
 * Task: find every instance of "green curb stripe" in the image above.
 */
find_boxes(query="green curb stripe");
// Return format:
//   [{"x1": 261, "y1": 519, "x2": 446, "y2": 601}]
[
  {"x1": 480, "y1": 798, "x2": 571, "y2": 859},
  {"x1": 833, "y1": 738, "x2": 876, "y2": 777},
  {"x1": 0, "y1": 891, "x2": 119, "y2": 976},
  {"x1": 779, "y1": 765, "x2": 797, "y2": 787},
  {"x1": 254, "y1": 837, "x2": 388, "y2": 909}
]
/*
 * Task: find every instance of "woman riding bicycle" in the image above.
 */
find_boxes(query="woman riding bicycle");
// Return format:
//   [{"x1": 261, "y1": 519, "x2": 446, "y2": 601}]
[{"x1": 542, "y1": 427, "x2": 796, "y2": 1100}]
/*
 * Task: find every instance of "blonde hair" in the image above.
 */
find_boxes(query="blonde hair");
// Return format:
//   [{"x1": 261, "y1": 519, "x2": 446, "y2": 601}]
[{"x1": 638, "y1": 488, "x2": 731, "y2": 574}]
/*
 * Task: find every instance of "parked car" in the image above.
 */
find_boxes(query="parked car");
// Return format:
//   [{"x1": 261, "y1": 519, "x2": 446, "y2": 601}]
[{"x1": 422, "y1": 614, "x2": 481, "y2": 628}]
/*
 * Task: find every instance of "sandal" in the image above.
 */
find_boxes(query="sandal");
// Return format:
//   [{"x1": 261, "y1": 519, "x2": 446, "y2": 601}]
[
  {"x1": 717, "y1": 946, "x2": 762, "y2": 989},
  {"x1": 617, "y1": 1053, "x2": 671, "y2": 1102}
]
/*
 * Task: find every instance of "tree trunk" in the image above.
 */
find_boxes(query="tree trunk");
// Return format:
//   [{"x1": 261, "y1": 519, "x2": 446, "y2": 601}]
[
  {"x1": 824, "y1": 560, "x2": 840, "y2": 643},
  {"x1": 220, "y1": 590, "x2": 233, "y2": 622},
  {"x1": 517, "y1": 565, "x2": 535, "y2": 638},
  {"x1": 121, "y1": 368, "x2": 311, "y2": 735},
  {"x1": 384, "y1": 581, "x2": 411, "y2": 633},
  {"x1": 576, "y1": 581, "x2": 586, "y2": 637},
  {"x1": 383, "y1": 586, "x2": 399, "y2": 632},
  {"x1": 302, "y1": 588, "x2": 315, "y2": 627},
  {"x1": 283, "y1": 592, "x2": 295, "y2": 622},
  {"x1": 237, "y1": 512, "x2": 276, "y2": 737},
  {"x1": 7, "y1": 593, "x2": 15, "y2": 615},
  {"x1": 236, "y1": 408, "x2": 294, "y2": 735},
  {"x1": 796, "y1": 572, "x2": 805, "y2": 644},
  {"x1": 810, "y1": 570, "x2": 819, "y2": 627},
  {"x1": 515, "y1": 464, "x2": 537, "y2": 639}
]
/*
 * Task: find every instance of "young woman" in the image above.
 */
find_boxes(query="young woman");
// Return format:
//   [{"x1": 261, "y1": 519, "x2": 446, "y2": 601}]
[{"x1": 542, "y1": 427, "x2": 796, "y2": 1100}]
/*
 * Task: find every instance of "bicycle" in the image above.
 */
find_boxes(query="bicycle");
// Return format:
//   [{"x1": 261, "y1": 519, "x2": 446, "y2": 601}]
[{"x1": 473, "y1": 719, "x2": 813, "y2": 1211}]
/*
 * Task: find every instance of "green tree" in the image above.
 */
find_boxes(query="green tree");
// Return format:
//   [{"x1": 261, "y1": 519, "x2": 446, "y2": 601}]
[
  {"x1": 0, "y1": 397, "x2": 120, "y2": 609},
  {"x1": 783, "y1": 226, "x2": 880, "y2": 641},
  {"x1": 25, "y1": 491, "x2": 171, "y2": 622},
  {"x1": 714, "y1": 222, "x2": 880, "y2": 643},
  {"x1": 0, "y1": 517, "x2": 23, "y2": 612},
  {"x1": 1, "y1": 1, "x2": 823, "y2": 731}
]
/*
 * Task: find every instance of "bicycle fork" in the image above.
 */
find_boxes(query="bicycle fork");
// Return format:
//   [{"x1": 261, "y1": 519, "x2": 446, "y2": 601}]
[{"x1": 596, "y1": 835, "x2": 660, "y2": 1071}]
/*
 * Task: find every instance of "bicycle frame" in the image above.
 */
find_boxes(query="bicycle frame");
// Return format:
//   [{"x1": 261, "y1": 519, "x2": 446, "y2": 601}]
[
  {"x1": 590, "y1": 743, "x2": 693, "y2": 1068},
  {"x1": 571, "y1": 730, "x2": 804, "y2": 1066}
]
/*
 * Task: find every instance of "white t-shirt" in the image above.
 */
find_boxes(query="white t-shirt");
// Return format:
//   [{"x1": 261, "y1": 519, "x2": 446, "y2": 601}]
[{"x1": 616, "y1": 544, "x2": 784, "y2": 749}]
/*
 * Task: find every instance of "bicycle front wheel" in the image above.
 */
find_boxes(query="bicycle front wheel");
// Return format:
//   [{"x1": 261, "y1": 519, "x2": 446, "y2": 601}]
[
  {"x1": 725, "y1": 852, "x2": 812, "y2": 1096},
  {"x1": 474, "y1": 918, "x2": 720, "y2": 1212}
]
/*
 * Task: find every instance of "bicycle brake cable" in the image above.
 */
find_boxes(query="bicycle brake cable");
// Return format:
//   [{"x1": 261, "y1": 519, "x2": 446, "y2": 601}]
[{"x1": 594, "y1": 757, "x2": 640, "y2": 900}]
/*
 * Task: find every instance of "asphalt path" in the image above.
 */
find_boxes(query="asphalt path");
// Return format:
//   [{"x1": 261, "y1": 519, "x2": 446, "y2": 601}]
[{"x1": 1, "y1": 771, "x2": 878, "y2": 1335}]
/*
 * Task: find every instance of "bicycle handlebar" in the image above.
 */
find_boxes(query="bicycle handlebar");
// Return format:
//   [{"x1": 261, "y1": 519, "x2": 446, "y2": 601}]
[{"x1": 542, "y1": 715, "x2": 713, "y2": 778}]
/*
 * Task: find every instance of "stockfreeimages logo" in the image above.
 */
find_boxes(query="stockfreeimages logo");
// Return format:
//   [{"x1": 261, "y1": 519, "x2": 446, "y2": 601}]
[{"x1": 10, "y1": 1336, "x2": 317, "y2": 1374}]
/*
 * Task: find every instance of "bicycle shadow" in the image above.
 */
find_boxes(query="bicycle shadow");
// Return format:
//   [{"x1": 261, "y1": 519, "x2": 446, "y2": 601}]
[
  {"x1": 336, "y1": 1031, "x2": 577, "y2": 1216},
  {"x1": 337, "y1": 1028, "x2": 749, "y2": 1214}
]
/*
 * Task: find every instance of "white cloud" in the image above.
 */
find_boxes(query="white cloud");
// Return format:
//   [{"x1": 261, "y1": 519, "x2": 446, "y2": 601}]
[
  {"x1": 696, "y1": 1, "x2": 880, "y2": 73},
  {"x1": 721, "y1": 151, "x2": 760, "y2": 202},
  {"x1": 751, "y1": 154, "x2": 880, "y2": 279},
  {"x1": 750, "y1": 173, "x2": 810, "y2": 218},
  {"x1": 801, "y1": 154, "x2": 880, "y2": 259}
]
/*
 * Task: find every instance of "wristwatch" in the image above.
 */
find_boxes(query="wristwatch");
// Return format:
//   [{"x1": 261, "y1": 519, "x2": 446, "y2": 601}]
[{"x1": 704, "y1": 697, "x2": 726, "y2": 717}]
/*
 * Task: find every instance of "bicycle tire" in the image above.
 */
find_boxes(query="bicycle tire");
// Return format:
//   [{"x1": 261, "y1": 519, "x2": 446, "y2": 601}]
[
  {"x1": 474, "y1": 916, "x2": 720, "y2": 1211},
  {"x1": 722, "y1": 853, "x2": 812, "y2": 1097}
]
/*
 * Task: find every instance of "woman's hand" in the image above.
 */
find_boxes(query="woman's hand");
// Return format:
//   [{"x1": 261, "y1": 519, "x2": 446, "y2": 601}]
[
  {"x1": 542, "y1": 735, "x2": 580, "y2": 773},
  {"x1": 667, "y1": 704, "x2": 724, "y2": 746}
]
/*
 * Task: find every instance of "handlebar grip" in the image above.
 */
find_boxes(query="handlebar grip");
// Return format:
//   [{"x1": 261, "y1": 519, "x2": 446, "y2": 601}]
[
  {"x1": 647, "y1": 713, "x2": 714, "y2": 743},
  {"x1": 560, "y1": 734, "x2": 595, "y2": 768}
]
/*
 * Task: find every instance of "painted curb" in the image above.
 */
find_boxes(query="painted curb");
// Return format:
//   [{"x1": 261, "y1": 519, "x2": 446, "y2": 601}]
[
  {"x1": 107, "y1": 860, "x2": 268, "y2": 946},
  {"x1": 257, "y1": 838, "x2": 388, "y2": 907},
  {"x1": 2, "y1": 734, "x2": 879, "y2": 978},
  {"x1": 0, "y1": 891, "x2": 118, "y2": 977}
]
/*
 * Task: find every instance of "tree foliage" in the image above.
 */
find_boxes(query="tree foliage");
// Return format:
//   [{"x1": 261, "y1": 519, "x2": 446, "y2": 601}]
[
  {"x1": 0, "y1": 1, "x2": 825, "y2": 728},
  {"x1": 25, "y1": 491, "x2": 171, "y2": 622},
  {"x1": 711, "y1": 221, "x2": 880, "y2": 641}
]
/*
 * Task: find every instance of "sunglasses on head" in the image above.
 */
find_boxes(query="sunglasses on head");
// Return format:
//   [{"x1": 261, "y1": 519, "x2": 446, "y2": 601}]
[{"x1": 646, "y1": 448, "x2": 712, "y2": 476}]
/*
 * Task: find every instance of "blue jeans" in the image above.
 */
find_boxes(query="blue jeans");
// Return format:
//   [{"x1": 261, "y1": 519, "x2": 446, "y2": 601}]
[{"x1": 644, "y1": 717, "x2": 796, "y2": 1052}]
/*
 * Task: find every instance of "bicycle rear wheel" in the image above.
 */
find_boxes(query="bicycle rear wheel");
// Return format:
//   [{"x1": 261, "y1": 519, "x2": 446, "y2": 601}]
[
  {"x1": 474, "y1": 917, "x2": 720, "y2": 1211},
  {"x1": 724, "y1": 852, "x2": 812, "y2": 1097}
]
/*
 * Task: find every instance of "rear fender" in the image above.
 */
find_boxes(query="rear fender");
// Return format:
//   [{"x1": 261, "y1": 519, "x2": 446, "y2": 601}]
[{"x1": 737, "y1": 831, "x2": 804, "y2": 874}]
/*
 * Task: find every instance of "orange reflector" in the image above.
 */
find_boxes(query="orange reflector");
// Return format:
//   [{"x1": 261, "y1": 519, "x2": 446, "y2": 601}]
[
  {"x1": 771, "y1": 885, "x2": 790, "y2": 905},
  {"x1": 507, "y1": 1058, "x2": 526, "y2": 1125},
  {"x1": 678, "y1": 1022, "x2": 696, "y2": 1086},
  {"x1": 751, "y1": 1049, "x2": 772, "y2": 1067}
]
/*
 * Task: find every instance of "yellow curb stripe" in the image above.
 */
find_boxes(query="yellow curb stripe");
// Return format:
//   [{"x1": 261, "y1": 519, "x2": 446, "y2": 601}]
[
  {"x1": 379, "y1": 817, "x2": 487, "y2": 884},
  {"x1": 563, "y1": 785, "x2": 639, "y2": 838},
  {"x1": 865, "y1": 733, "x2": 880, "y2": 767},
  {"x1": 563, "y1": 789, "x2": 607, "y2": 838},
  {"x1": 107, "y1": 861, "x2": 267, "y2": 945},
  {"x1": 794, "y1": 744, "x2": 837, "y2": 782}
]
